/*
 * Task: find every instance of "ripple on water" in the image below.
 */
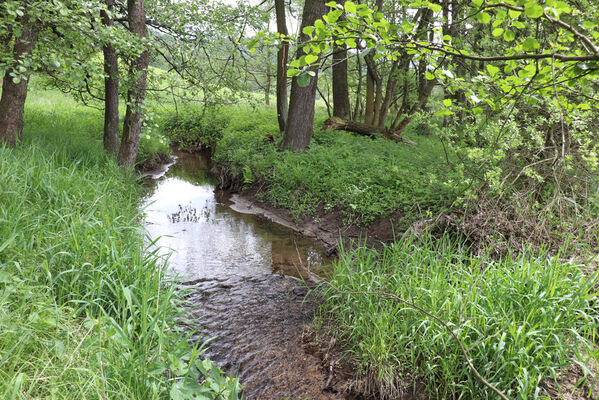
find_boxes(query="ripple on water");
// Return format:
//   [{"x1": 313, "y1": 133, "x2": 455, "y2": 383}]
[{"x1": 142, "y1": 151, "x2": 347, "y2": 399}]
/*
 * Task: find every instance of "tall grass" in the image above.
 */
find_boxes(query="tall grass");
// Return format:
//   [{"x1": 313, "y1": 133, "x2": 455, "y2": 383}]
[
  {"x1": 0, "y1": 89, "x2": 240, "y2": 399},
  {"x1": 318, "y1": 236, "x2": 599, "y2": 399}
]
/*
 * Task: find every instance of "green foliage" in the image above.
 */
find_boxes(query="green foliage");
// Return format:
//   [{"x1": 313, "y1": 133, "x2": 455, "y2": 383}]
[
  {"x1": 163, "y1": 106, "x2": 229, "y2": 150},
  {"x1": 319, "y1": 236, "x2": 599, "y2": 399},
  {"x1": 0, "y1": 90, "x2": 240, "y2": 399},
  {"x1": 213, "y1": 106, "x2": 461, "y2": 226}
]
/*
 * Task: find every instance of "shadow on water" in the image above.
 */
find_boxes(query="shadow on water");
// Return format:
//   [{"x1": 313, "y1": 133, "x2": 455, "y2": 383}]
[{"x1": 142, "y1": 151, "x2": 349, "y2": 399}]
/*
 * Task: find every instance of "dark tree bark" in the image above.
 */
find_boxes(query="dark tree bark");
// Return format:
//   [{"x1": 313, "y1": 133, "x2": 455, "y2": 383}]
[
  {"x1": 118, "y1": 0, "x2": 150, "y2": 168},
  {"x1": 280, "y1": 0, "x2": 327, "y2": 151},
  {"x1": 101, "y1": 0, "x2": 120, "y2": 156},
  {"x1": 332, "y1": 44, "x2": 350, "y2": 118},
  {"x1": 275, "y1": 0, "x2": 289, "y2": 132},
  {"x1": 0, "y1": 20, "x2": 38, "y2": 147},
  {"x1": 265, "y1": 47, "x2": 271, "y2": 105}
]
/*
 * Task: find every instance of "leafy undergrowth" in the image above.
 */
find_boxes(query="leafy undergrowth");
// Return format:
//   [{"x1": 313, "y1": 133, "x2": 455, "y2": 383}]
[
  {"x1": 0, "y1": 94, "x2": 240, "y2": 398},
  {"x1": 212, "y1": 106, "x2": 461, "y2": 228},
  {"x1": 317, "y1": 236, "x2": 599, "y2": 400},
  {"x1": 161, "y1": 105, "x2": 229, "y2": 151}
]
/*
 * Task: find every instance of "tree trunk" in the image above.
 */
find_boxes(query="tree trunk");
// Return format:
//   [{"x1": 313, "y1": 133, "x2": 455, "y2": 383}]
[
  {"x1": 322, "y1": 116, "x2": 416, "y2": 144},
  {"x1": 0, "y1": 21, "x2": 38, "y2": 147},
  {"x1": 275, "y1": 0, "x2": 289, "y2": 132},
  {"x1": 332, "y1": 44, "x2": 350, "y2": 119},
  {"x1": 265, "y1": 47, "x2": 271, "y2": 105},
  {"x1": 101, "y1": 0, "x2": 120, "y2": 156},
  {"x1": 280, "y1": 0, "x2": 327, "y2": 151},
  {"x1": 118, "y1": 0, "x2": 150, "y2": 168}
]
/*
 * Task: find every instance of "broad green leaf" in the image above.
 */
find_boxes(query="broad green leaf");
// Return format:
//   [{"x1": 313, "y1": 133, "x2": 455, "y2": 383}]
[
  {"x1": 525, "y1": 2, "x2": 544, "y2": 18},
  {"x1": 522, "y1": 37, "x2": 540, "y2": 51},
  {"x1": 487, "y1": 64, "x2": 500, "y2": 77},
  {"x1": 302, "y1": 26, "x2": 314, "y2": 36},
  {"x1": 504, "y1": 29, "x2": 515, "y2": 42},
  {"x1": 344, "y1": 1, "x2": 357, "y2": 14},
  {"x1": 443, "y1": 98, "x2": 452, "y2": 107},
  {"x1": 425, "y1": 72, "x2": 435, "y2": 80},
  {"x1": 492, "y1": 28, "x2": 504, "y2": 37},
  {"x1": 305, "y1": 54, "x2": 318, "y2": 64},
  {"x1": 479, "y1": 12, "x2": 491, "y2": 24}
]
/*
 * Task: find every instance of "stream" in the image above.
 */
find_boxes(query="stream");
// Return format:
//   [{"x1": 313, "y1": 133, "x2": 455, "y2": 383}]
[{"x1": 142, "y1": 151, "x2": 350, "y2": 399}]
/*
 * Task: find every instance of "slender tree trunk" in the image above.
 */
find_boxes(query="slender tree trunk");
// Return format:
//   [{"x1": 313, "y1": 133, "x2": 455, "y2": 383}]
[
  {"x1": 280, "y1": 0, "x2": 327, "y2": 151},
  {"x1": 0, "y1": 21, "x2": 38, "y2": 147},
  {"x1": 364, "y1": 72, "x2": 375, "y2": 125},
  {"x1": 265, "y1": 47, "x2": 271, "y2": 105},
  {"x1": 118, "y1": 0, "x2": 150, "y2": 168},
  {"x1": 275, "y1": 0, "x2": 289, "y2": 132},
  {"x1": 332, "y1": 45, "x2": 350, "y2": 118},
  {"x1": 101, "y1": 0, "x2": 120, "y2": 156}
]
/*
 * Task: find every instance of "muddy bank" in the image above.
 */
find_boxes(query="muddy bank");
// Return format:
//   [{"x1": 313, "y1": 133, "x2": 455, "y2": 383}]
[{"x1": 227, "y1": 187, "x2": 406, "y2": 257}]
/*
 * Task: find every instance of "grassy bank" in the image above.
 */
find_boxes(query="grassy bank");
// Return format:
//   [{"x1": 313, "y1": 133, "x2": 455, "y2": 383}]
[
  {"x1": 161, "y1": 104, "x2": 461, "y2": 230},
  {"x1": 318, "y1": 237, "x2": 599, "y2": 399},
  {"x1": 0, "y1": 90, "x2": 239, "y2": 399}
]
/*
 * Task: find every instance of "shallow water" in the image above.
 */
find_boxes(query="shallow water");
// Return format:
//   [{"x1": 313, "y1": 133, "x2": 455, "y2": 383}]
[{"x1": 142, "y1": 151, "x2": 346, "y2": 399}]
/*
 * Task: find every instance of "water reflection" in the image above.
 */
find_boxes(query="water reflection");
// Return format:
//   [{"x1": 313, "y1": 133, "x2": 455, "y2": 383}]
[{"x1": 142, "y1": 151, "x2": 329, "y2": 280}]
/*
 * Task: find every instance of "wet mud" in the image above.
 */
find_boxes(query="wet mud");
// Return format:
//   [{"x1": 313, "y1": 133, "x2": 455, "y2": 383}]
[{"x1": 143, "y1": 151, "x2": 351, "y2": 399}]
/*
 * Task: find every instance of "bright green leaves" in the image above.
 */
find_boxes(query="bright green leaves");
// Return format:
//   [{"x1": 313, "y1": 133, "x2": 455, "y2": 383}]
[
  {"x1": 305, "y1": 54, "x2": 318, "y2": 64},
  {"x1": 479, "y1": 12, "x2": 491, "y2": 23},
  {"x1": 522, "y1": 37, "x2": 540, "y2": 51},
  {"x1": 344, "y1": 1, "x2": 357, "y2": 15},
  {"x1": 524, "y1": 1, "x2": 544, "y2": 19},
  {"x1": 486, "y1": 64, "x2": 500, "y2": 77},
  {"x1": 503, "y1": 29, "x2": 516, "y2": 42},
  {"x1": 492, "y1": 27, "x2": 504, "y2": 37}
]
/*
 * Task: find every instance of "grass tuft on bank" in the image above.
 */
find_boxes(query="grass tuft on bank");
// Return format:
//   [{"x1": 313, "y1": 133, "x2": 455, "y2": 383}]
[
  {"x1": 0, "y1": 90, "x2": 240, "y2": 399},
  {"x1": 318, "y1": 236, "x2": 599, "y2": 399}
]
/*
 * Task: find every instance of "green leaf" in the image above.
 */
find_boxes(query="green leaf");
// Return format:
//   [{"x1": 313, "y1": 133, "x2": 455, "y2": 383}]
[
  {"x1": 479, "y1": 12, "x2": 491, "y2": 24},
  {"x1": 287, "y1": 68, "x2": 300, "y2": 77},
  {"x1": 492, "y1": 28, "x2": 504, "y2": 37},
  {"x1": 425, "y1": 72, "x2": 435, "y2": 80},
  {"x1": 297, "y1": 73, "x2": 311, "y2": 87},
  {"x1": 472, "y1": 107, "x2": 483, "y2": 114},
  {"x1": 443, "y1": 98, "x2": 452, "y2": 107},
  {"x1": 305, "y1": 54, "x2": 318, "y2": 64},
  {"x1": 302, "y1": 26, "x2": 314, "y2": 36},
  {"x1": 508, "y1": 9, "x2": 522, "y2": 19},
  {"x1": 487, "y1": 64, "x2": 500, "y2": 77},
  {"x1": 522, "y1": 37, "x2": 540, "y2": 51},
  {"x1": 503, "y1": 29, "x2": 515, "y2": 42},
  {"x1": 344, "y1": 1, "x2": 357, "y2": 14},
  {"x1": 472, "y1": 0, "x2": 483, "y2": 7},
  {"x1": 427, "y1": 2, "x2": 442, "y2": 13},
  {"x1": 524, "y1": 2, "x2": 544, "y2": 18}
]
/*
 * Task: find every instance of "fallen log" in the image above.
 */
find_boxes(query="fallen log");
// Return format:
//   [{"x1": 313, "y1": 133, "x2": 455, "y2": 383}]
[{"x1": 322, "y1": 116, "x2": 416, "y2": 145}]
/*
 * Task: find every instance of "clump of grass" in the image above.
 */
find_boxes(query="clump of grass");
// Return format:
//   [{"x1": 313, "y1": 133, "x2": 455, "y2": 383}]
[
  {"x1": 0, "y1": 89, "x2": 240, "y2": 399},
  {"x1": 318, "y1": 235, "x2": 599, "y2": 399}
]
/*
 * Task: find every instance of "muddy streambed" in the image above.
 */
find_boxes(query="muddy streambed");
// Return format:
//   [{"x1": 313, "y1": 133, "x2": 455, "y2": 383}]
[{"x1": 142, "y1": 151, "x2": 349, "y2": 399}]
